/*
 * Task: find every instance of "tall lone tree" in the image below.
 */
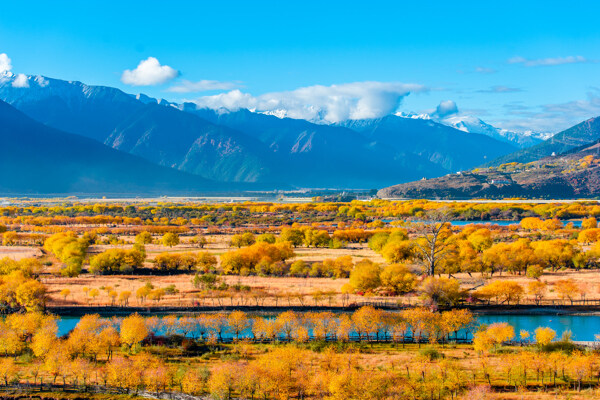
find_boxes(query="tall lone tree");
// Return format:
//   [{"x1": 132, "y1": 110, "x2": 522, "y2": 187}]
[{"x1": 412, "y1": 209, "x2": 453, "y2": 276}]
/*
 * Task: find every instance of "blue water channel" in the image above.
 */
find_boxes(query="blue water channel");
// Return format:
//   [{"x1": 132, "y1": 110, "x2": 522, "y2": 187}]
[
  {"x1": 54, "y1": 312, "x2": 600, "y2": 342},
  {"x1": 449, "y1": 220, "x2": 582, "y2": 227}
]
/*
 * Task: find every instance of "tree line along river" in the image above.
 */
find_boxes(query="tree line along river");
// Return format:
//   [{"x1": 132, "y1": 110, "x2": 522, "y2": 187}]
[{"x1": 54, "y1": 312, "x2": 600, "y2": 342}]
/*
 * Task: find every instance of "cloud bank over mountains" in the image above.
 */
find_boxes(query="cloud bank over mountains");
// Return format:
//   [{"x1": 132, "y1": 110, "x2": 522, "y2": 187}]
[{"x1": 191, "y1": 82, "x2": 426, "y2": 123}]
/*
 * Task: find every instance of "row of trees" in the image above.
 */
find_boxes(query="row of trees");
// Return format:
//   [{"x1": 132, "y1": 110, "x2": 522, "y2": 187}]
[
  {"x1": 475, "y1": 278, "x2": 584, "y2": 305},
  {"x1": 109, "y1": 307, "x2": 475, "y2": 345},
  {"x1": 153, "y1": 251, "x2": 217, "y2": 273},
  {"x1": 220, "y1": 242, "x2": 295, "y2": 275},
  {"x1": 6, "y1": 198, "x2": 600, "y2": 223},
  {"x1": 0, "y1": 308, "x2": 476, "y2": 359},
  {"x1": 1, "y1": 345, "x2": 598, "y2": 399}
]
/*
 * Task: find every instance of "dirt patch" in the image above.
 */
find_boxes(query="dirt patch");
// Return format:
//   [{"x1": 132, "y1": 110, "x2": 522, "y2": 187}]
[{"x1": 0, "y1": 245, "x2": 42, "y2": 260}]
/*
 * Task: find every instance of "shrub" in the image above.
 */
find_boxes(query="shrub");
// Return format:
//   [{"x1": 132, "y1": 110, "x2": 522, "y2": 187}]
[
  {"x1": 419, "y1": 347, "x2": 444, "y2": 361},
  {"x1": 348, "y1": 260, "x2": 381, "y2": 293},
  {"x1": 89, "y1": 248, "x2": 145, "y2": 274}
]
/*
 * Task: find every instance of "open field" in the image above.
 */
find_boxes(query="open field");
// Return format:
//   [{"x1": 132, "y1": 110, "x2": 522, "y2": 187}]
[{"x1": 0, "y1": 245, "x2": 42, "y2": 261}]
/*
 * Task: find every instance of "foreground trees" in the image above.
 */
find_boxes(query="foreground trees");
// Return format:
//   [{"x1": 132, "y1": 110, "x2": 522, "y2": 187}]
[{"x1": 1, "y1": 307, "x2": 599, "y2": 400}]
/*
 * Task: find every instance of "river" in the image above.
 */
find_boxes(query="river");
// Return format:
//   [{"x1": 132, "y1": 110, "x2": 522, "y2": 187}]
[
  {"x1": 449, "y1": 220, "x2": 582, "y2": 227},
  {"x1": 54, "y1": 312, "x2": 600, "y2": 342}
]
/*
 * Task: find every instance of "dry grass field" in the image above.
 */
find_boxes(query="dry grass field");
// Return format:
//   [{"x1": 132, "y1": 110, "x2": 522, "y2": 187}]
[
  {"x1": 6, "y1": 225, "x2": 600, "y2": 308},
  {"x1": 0, "y1": 245, "x2": 42, "y2": 260},
  {"x1": 38, "y1": 231, "x2": 600, "y2": 308},
  {"x1": 41, "y1": 234, "x2": 389, "y2": 307}
]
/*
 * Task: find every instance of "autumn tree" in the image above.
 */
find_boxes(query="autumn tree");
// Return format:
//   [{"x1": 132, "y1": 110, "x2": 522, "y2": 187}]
[
  {"x1": 411, "y1": 209, "x2": 454, "y2": 276},
  {"x1": 476, "y1": 280, "x2": 524, "y2": 305},
  {"x1": 348, "y1": 260, "x2": 381, "y2": 293},
  {"x1": 419, "y1": 276, "x2": 463, "y2": 306},
  {"x1": 120, "y1": 313, "x2": 148, "y2": 351},
  {"x1": 582, "y1": 216, "x2": 598, "y2": 230},
  {"x1": 527, "y1": 280, "x2": 547, "y2": 305},
  {"x1": 554, "y1": 279, "x2": 582, "y2": 304},
  {"x1": 228, "y1": 311, "x2": 249, "y2": 341},
  {"x1": 379, "y1": 264, "x2": 416, "y2": 294},
  {"x1": 135, "y1": 231, "x2": 153, "y2": 245},
  {"x1": 535, "y1": 326, "x2": 556, "y2": 347},
  {"x1": 278, "y1": 228, "x2": 304, "y2": 247},
  {"x1": 230, "y1": 232, "x2": 256, "y2": 248},
  {"x1": 44, "y1": 232, "x2": 89, "y2": 277},
  {"x1": 161, "y1": 232, "x2": 180, "y2": 248},
  {"x1": 89, "y1": 248, "x2": 145, "y2": 274}
]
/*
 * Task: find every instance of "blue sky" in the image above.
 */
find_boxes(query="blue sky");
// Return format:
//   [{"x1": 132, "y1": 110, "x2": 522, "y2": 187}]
[{"x1": 1, "y1": 0, "x2": 600, "y2": 132}]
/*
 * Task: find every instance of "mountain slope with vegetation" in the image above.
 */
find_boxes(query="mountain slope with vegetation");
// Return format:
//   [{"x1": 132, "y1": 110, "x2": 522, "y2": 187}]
[
  {"x1": 487, "y1": 116, "x2": 600, "y2": 166},
  {"x1": 379, "y1": 140, "x2": 600, "y2": 199},
  {"x1": 183, "y1": 106, "x2": 448, "y2": 187}
]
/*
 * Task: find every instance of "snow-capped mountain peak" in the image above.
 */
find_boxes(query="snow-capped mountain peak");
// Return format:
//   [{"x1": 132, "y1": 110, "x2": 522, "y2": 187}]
[
  {"x1": 392, "y1": 110, "x2": 551, "y2": 149},
  {"x1": 440, "y1": 115, "x2": 551, "y2": 148}
]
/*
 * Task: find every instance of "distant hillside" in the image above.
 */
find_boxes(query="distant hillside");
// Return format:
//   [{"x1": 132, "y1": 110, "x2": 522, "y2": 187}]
[
  {"x1": 487, "y1": 116, "x2": 600, "y2": 166},
  {"x1": 0, "y1": 100, "x2": 240, "y2": 195},
  {"x1": 378, "y1": 141, "x2": 600, "y2": 199}
]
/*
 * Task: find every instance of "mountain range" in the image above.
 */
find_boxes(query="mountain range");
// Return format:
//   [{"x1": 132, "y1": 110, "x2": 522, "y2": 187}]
[
  {"x1": 4, "y1": 71, "x2": 596, "y2": 197},
  {"x1": 0, "y1": 72, "x2": 523, "y2": 191}
]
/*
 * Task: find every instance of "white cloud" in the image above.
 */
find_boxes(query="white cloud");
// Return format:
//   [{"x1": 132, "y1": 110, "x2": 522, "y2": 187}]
[
  {"x1": 497, "y1": 90, "x2": 600, "y2": 133},
  {"x1": 12, "y1": 73, "x2": 29, "y2": 88},
  {"x1": 167, "y1": 79, "x2": 238, "y2": 93},
  {"x1": 508, "y1": 55, "x2": 590, "y2": 67},
  {"x1": 121, "y1": 57, "x2": 179, "y2": 86},
  {"x1": 191, "y1": 81, "x2": 425, "y2": 123},
  {"x1": 0, "y1": 53, "x2": 12, "y2": 74},
  {"x1": 431, "y1": 100, "x2": 458, "y2": 119},
  {"x1": 477, "y1": 85, "x2": 522, "y2": 93},
  {"x1": 475, "y1": 66, "x2": 496, "y2": 74}
]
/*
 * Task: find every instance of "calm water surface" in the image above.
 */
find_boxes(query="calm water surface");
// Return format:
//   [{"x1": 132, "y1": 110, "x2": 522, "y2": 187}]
[
  {"x1": 55, "y1": 313, "x2": 600, "y2": 341},
  {"x1": 450, "y1": 220, "x2": 582, "y2": 227}
]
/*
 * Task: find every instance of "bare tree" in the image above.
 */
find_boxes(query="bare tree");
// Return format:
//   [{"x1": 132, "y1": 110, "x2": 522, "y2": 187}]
[{"x1": 411, "y1": 208, "x2": 453, "y2": 276}]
